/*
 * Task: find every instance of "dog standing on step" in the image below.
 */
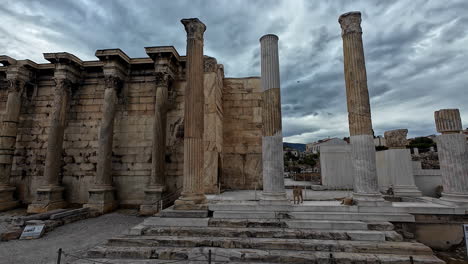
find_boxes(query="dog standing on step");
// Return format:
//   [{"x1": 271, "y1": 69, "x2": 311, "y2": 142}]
[{"x1": 293, "y1": 186, "x2": 303, "y2": 204}]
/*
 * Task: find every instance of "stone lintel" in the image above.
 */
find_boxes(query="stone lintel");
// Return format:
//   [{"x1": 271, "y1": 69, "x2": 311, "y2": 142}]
[
  {"x1": 95, "y1": 48, "x2": 131, "y2": 65},
  {"x1": 145, "y1": 46, "x2": 181, "y2": 62},
  {"x1": 384, "y1": 129, "x2": 408, "y2": 149},
  {"x1": 44, "y1": 52, "x2": 83, "y2": 67},
  {"x1": 0, "y1": 56, "x2": 17, "y2": 66}
]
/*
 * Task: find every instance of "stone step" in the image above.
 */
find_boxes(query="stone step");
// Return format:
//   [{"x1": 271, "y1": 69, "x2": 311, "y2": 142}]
[
  {"x1": 141, "y1": 226, "x2": 390, "y2": 241},
  {"x1": 87, "y1": 246, "x2": 444, "y2": 263},
  {"x1": 212, "y1": 210, "x2": 415, "y2": 222},
  {"x1": 105, "y1": 235, "x2": 432, "y2": 255},
  {"x1": 209, "y1": 202, "x2": 406, "y2": 213},
  {"x1": 208, "y1": 218, "x2": 369, "y2": 230}
]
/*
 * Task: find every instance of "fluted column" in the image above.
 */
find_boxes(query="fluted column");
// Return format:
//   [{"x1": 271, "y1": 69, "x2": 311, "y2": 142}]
[
  {"x1": 384, "y1": 129, "x2": 421, "y2": 197},
  {"x1": 84, "y1": 75, "x2": 121, "y2": 213},
  {"x1": 174, "y1": 18, "x2": 207, "y2": 210},
  {"x1": 0, "y1": 78, "x2": 24, "y2": 211},
  {"x1": 339, "y1": 12, "x2": 384, "y2": 204},
  {"x1": 259, "y1": 34, "x2": 287, "y2": 202},
  {"x1": 434, "y1": 109, "x2": 468, "y2": 205}
]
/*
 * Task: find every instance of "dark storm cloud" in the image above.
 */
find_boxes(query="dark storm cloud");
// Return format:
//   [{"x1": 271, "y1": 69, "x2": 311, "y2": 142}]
[{"x1": 1, "y1": 0, "x2": 467, "y2": 143}]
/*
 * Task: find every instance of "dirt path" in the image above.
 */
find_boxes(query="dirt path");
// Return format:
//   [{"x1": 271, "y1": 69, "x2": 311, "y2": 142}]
[{"x1": 0, "y1": 210, "x2": 144, "y2": 264}]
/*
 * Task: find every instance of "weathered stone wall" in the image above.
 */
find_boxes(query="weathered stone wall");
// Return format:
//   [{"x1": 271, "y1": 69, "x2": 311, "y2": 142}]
[
  {"x1": 221, "y1": 77, "x2": 263, "y2": 190},
  {"x1": 0, "y1": 56, "x2": 263, "y2": 207},
  {"x1": 203, "y1": 64, "x2": 224, "y2": 193}
]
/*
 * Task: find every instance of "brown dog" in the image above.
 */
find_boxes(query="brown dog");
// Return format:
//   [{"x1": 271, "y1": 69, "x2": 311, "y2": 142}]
[{"x1": 293, "y1": 186, "x2": 303, "y2": 204}]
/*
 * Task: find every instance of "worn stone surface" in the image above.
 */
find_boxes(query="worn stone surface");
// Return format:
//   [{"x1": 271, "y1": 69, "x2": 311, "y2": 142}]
[
  {"x1": 384, "y1": 129, "x2": 408, "y2": 149},
  {"x1": 435, "y1": 109, "x2": 462, "y2": 133},
  {"x1": 0, "y1": 21, "x2": 263, "y2": 209},
  {"x1": 221, "y1": 78, "x2": 263, "y2": 190}
]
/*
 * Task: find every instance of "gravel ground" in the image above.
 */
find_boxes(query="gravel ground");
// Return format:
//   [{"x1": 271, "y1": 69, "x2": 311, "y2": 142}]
[{"x1": 0, "y1": 209, "x2": 144, "y2": 264}]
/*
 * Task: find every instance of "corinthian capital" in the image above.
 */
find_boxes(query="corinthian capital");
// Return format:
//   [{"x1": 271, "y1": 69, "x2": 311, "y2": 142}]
[
  {"x1": 104, "y1": 75, "x2": 123, "y2": 91},
  {"x1": 7, "y1": 78, "x2": 26, "y2": 94},
  {"x1": 53, "y1": 78, "x2": 73, "y2": 94},
  {"x1": 181, "y1": 18, "x2": 206, "y2": 40},
  {"x1": 155, "y1": 72, "x2": 170, "y2": 87},
  {"x1": 339, "y1": 11, "x2": 362, "y2": 36}
]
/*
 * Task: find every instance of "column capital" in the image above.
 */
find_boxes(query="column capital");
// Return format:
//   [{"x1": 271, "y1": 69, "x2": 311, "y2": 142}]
[
  {"x1": 6, "y1": 78, "x2": 26, "y2": 94},
  {"x1": 203, "y1": 56, "x2": 218, "y2": 72},
  {"x1": 339, "y1": 11, "x2": 362, "y2": 36},
  {"x1": 104, "y1": 75, "x2": 123, "y2": 91},
  {"x1": 384, "y1": 129, "x2": 408, "y2": 149},
  {"x1": 181, "y1": 18, "x2": 206, "y2": 40},
  {"x1": 435, "y1": 109, "x2": 462, "y2": 134},
  {"x1": 52, "y1": 77, "x2": 73, "y2": 95}
]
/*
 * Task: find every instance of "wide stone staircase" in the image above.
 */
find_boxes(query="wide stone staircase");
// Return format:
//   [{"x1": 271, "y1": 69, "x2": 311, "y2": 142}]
[{"x1": 76, "y1": 210, "x2": 445, "y2": 264}]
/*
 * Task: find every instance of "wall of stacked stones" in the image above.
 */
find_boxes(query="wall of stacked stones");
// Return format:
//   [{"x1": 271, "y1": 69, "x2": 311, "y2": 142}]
[
  {"x1": 0, "y1": 61, "x2": 263, "y2": 206},
  {"x1": 221, "y1": 77, "x2": 263, "y2": 190}
]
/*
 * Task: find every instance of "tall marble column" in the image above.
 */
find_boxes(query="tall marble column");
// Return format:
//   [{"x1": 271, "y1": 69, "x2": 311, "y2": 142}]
[
  {"x1": 434, "y1": 109, "x2": 468, "y2": 205},
  {"x1": 339, "y1": 12, "x2": 384, "y2": 205},
  {"x1": 384, "y1": 129, "x2": 421, "y2": 197},
  {"x1": 259, "y1": 34, "x2": 287, "y2": 202},
  {"x1": 28, "y1": 53, "x2": 82, "y2": 213},
  {"x1": 0, "y1": 59, "x2": 30, "y2": 211},
  {"x1": 174, "y1": 18, "x2": 207, "y2": 210}
]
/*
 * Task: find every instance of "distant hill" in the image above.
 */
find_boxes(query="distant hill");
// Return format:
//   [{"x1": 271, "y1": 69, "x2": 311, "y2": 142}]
[{"x1": 283, "y1": 142, "x2": 306, "y2": 152}]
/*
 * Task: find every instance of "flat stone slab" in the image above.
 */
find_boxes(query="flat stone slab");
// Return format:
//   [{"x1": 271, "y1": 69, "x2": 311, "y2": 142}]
[
  {"x1": 142, "y1": 217, "x2": 209, "y2": 227},
  {"x1": 157, "y1": 208, "x2": 208, "y2": 218}
]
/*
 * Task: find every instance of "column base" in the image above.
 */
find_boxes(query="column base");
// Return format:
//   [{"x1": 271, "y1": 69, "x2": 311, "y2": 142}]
[
  {"x1": 139, "y1": 185, "x2": 165, "y2": 216},
  {"x1": 0, "y1": 185, "x2": 19, "y2": 212},
  {"x1": 204, "y1": 185, "x2": 220, "y2": 194},
  {"x1": 393, "y1": 185, "x2": 422, "y2": 197},
  {"x1": 260, "y1": 191, "x2": 289, "y2": 205},
  {"x1": 83, "y1": 185, "x2": 118, "y2": 215},
  {"x1": 174, "y1": 192, "x2": 207, "y2": 210},
  {"x1": 27, "y1": 186, "x2": 67, "y2": 214},
  {"x1": 352, "y1": 192, "x2": 389, "y2": 207},
  {"x1": 440, "y1": 192, "x2": 468, "y2": 207}
]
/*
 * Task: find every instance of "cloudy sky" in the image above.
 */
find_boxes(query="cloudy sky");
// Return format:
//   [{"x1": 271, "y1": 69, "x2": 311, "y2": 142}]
[{"x1": 1, "y1": 0, "x2": 467, "y2": 143}]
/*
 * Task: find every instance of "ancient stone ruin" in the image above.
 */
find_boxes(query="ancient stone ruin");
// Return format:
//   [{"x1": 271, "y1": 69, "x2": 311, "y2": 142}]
[
  {"x1": 1, "y1": 13, "x2": 468, "y2": 264},
  {"x1": 0, "y1": 22, "x2": 263, "y2": 215}
]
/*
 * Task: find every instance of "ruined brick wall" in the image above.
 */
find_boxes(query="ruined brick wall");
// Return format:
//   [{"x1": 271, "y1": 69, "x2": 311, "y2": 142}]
[{"x1": 221, "y1": 77, "x2": 263, "y2": 190}]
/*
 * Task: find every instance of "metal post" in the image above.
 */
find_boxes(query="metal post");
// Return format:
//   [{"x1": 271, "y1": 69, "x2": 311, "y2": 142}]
[
  {"x1": 208, "y1": 249, "x2": 212, "y2": 264},
  {"x1": 56, "y1": 248, "x2": 62, "y2": 264},
  {"x1": 159, "y1": 200, "x2": 163, "y2": 212},
  {"x1": 254, "y1": 185, "x2": 257, "y2": 200}
]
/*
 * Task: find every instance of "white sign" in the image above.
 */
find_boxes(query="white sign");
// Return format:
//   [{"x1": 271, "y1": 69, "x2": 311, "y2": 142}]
[
  {"x1": 464, "y1": 224, "x2": 468, "y2": 257},
  {"x1": 20, "y1": 224, "x2": 45, "y2": 240}
]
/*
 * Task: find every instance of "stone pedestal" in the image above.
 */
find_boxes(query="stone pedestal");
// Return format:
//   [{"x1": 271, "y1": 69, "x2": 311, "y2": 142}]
[
  {"x1": 140, "y1": 186, "x2": 164, "y2": 216},
  {"x1": 339, "y1": 12, "x2": 384, "y2": 205},
  {"x1": 83, "y1": 185, "x2": 117, "y2": 213},
  {"x1": 0, "y1": 186, "x2": 19, "y2": 211},
  {"x1": 383, "y1": 129, "x2": 421, "y2": 197},
  {"x1": 174, "y1": 18, "x2": 208, "y2": 210},
  {"x1": 259, "y1": 34, "x2": 287, "y2": 203},
  {"x1": 27, "y1": 186, "x2": 67, "y2": 213},
  {"x1": 434, "y1": 109, "x2": 468, "y2": 206}
]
